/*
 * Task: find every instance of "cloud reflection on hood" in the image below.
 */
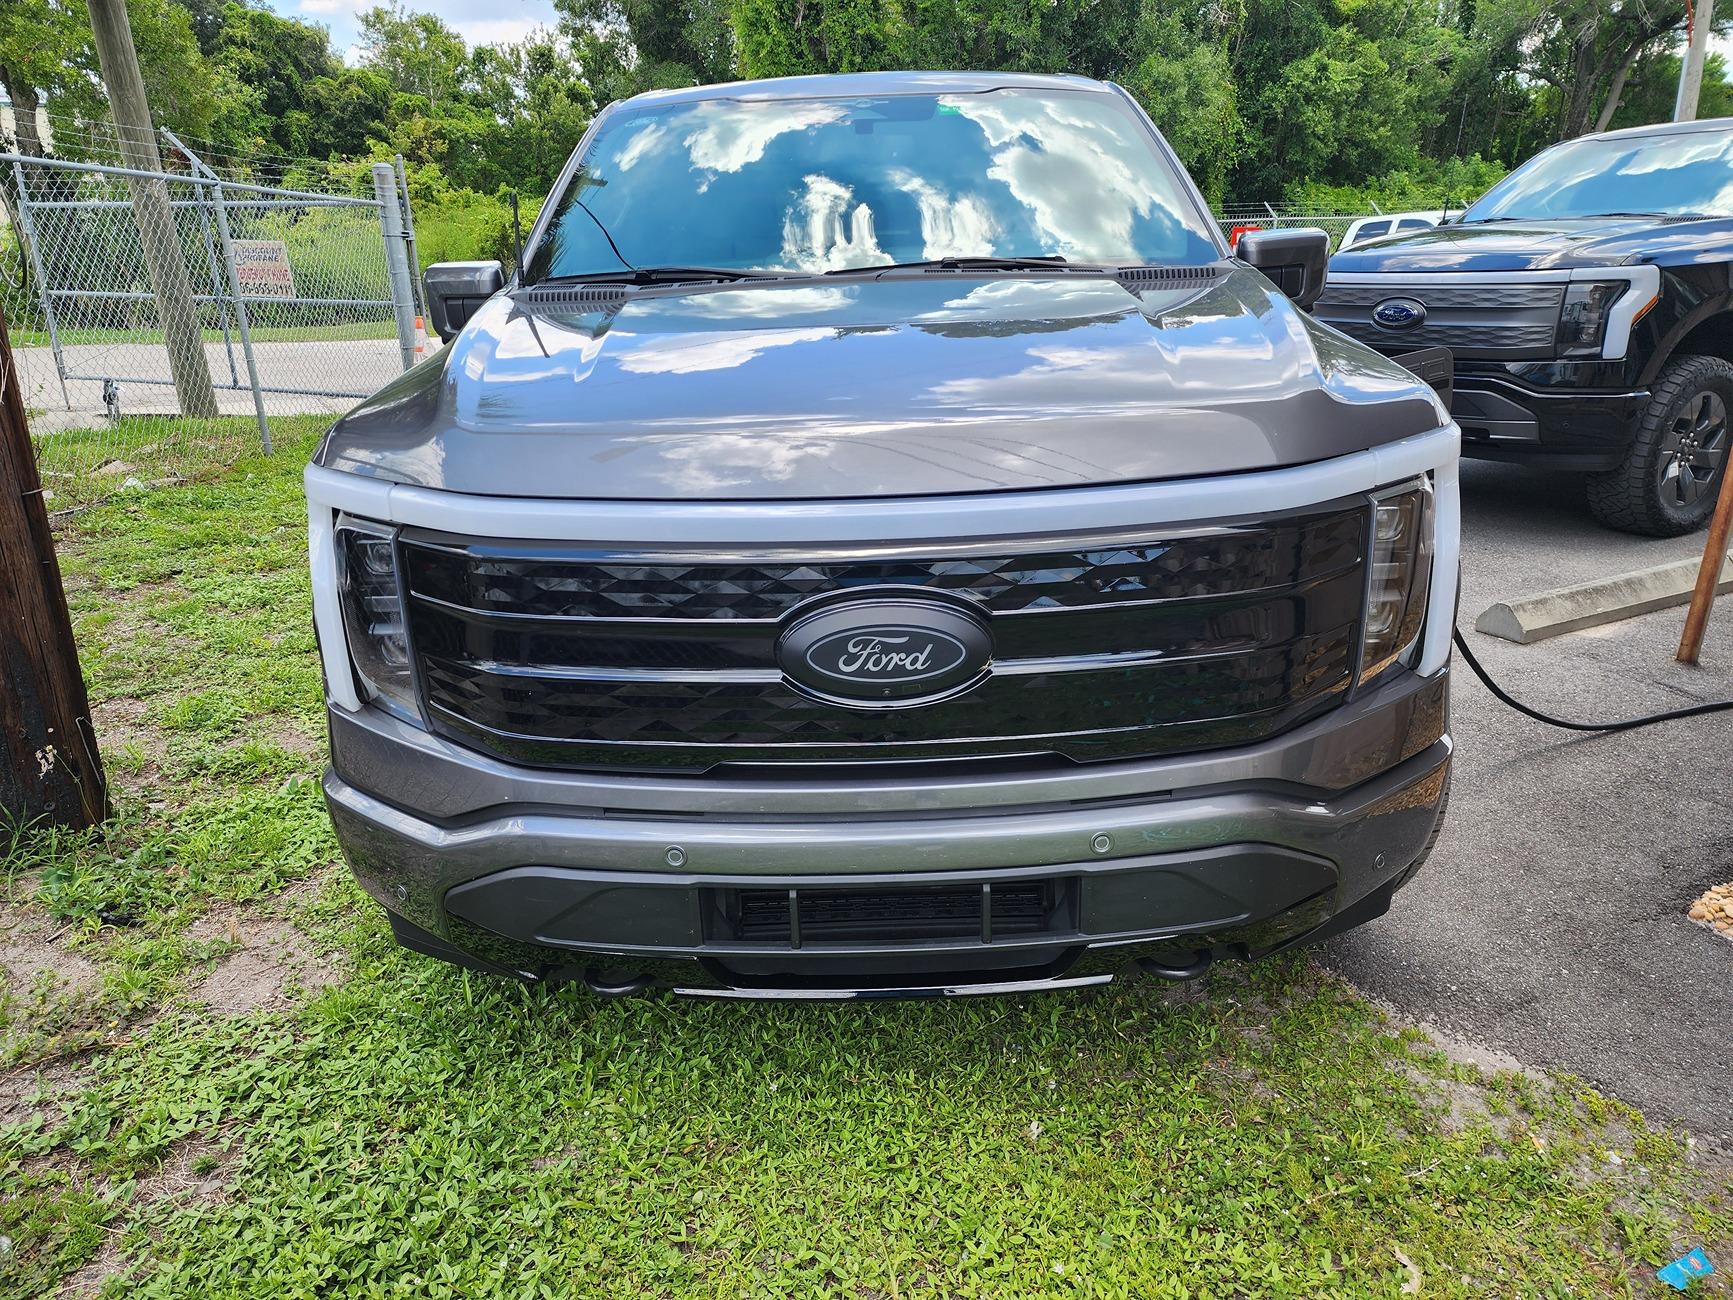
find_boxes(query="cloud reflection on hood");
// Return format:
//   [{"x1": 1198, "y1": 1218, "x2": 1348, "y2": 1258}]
[{"x1": 615, "y1": 327, "x2": 836, "y2": 375}]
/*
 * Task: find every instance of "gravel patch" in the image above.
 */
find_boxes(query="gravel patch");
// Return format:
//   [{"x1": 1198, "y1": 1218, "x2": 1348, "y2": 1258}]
[{"x1": 1689, "y1": 882, "x2": 1733, "y2": 941}]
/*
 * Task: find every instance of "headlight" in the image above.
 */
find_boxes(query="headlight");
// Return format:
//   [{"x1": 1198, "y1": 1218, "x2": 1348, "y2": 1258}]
[
  {"x1": 334, "y1": 514, "x2": 420, "y2": 723},
  {"x1": 1556, "y1": 280, "x2": 1628, "y2": 357},
  {"x1": 1359, "y1": 478, "x2": 1433, "y2": 686}
]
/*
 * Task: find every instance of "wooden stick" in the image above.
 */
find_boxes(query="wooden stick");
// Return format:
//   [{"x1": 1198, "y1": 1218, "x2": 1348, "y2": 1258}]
[{"x1": 1677, "y1": 452, "x2": 1733, "y2": 664}]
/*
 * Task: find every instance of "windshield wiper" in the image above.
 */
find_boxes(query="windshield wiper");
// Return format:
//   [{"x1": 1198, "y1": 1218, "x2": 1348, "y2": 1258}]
[
  {"x1": 825, "y1": 254, "x2": 1078, "y2": 276},
  {"x1": 538, "y1": 266, "x2": 799, "y2": 287}
]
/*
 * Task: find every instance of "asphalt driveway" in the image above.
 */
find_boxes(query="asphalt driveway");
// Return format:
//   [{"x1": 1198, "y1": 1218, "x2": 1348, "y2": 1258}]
[
  {"x1": 1327, "y1": 459, "x2": 1733, "y2": 1141},
  {"x1": 15, "y1": 338, "x2": 412, "y2": 433}
]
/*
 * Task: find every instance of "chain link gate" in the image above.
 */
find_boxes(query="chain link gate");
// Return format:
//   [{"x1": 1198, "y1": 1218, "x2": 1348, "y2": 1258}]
[{"x1": 0, "y1": 139, "x2": 424, "y2": 511}]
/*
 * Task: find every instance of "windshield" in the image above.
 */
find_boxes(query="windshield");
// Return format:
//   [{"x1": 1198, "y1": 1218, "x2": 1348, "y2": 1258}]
[
  {"x1": 1463, "y1": 129, "x2": 1733, "y2": 222},
  {"x1": 526, "y1": 88, "x2": 1219, "y2": 280}
]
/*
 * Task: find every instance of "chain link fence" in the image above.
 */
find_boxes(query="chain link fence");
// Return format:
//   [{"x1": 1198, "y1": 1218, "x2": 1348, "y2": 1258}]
[
  {"x1": 0, "y1": 137, "x2": 427, "y2": 514},
  {"x1": 1215, "y1": 206, "x2": 1367, "y2": 252}
]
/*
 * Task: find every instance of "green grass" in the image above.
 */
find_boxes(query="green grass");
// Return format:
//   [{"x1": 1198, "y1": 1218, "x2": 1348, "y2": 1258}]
[
  {"x1": 1, "y1": 432, "x2": 1729, "y2": 1297},
  {"x1": 33, "y1": 414, "x2": 331, "y2": 514}
]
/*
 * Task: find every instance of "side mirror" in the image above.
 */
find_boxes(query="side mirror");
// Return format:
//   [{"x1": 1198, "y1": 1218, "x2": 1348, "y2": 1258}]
[
  {"x1": 424, "y1": 261, "x2": 503, "y2": 342},
  {"x1": 1234, "y1": 228, "x2": 1329, "y2": 311}
]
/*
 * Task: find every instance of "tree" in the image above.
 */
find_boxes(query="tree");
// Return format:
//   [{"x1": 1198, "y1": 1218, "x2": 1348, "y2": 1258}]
[
  {"x1": 0, "y1": 0, "x2": 81, "y2": 156},
  {"x1": 1, "y1": 0, "x2": 218, "y2": 158},
  {"x1": 1610, "y1": 47, "x2": 1733, "y2": 127},
  {"x1": 470, "y1": 31, "x2": 595, "y2": 190},
  {"x1": 170, "y1": 0, "x2": 228, "y2": 54},
  {"x1": 556, "y1": 0, "x2": 735, "y2": 94},
  {"x1": 208, "y1": 1, "x2": 341, "y2": 144},
  {"x1": 1119, "y1": 13, "x2": 1241, "y2": 201},
  {"x1": 357, "y1": 3, "x2": 470, "y2": 115},
  {"x1": 1478, "y1": 0, "x2": 1725, "y2": 142},
  {"x1": 302, "y1": 68, "x2": 396, "y2": 161}
]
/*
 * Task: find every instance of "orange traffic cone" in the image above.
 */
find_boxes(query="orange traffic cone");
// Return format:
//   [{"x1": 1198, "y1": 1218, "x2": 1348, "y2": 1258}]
[{"x1": 414, "y1": 315, "x2": 426, "y2": 359}]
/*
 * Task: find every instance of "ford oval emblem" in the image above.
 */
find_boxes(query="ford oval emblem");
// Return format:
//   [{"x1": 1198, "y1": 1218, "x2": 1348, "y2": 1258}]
[
  {"x1": 776, "y1": 597, "x2": 992, "y2": 708},
  {"x1": 1371, "y1": 297, "x2": 1426, "y2": 330}
]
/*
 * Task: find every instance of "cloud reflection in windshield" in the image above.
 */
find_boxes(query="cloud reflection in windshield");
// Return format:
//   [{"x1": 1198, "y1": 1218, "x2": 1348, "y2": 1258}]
[
  {"x1": 779, "y1": 175, "x2": 892, "y2": 271},
  {"x1": 944, "y1": 93, "x2": 1156, "y2": 260}
]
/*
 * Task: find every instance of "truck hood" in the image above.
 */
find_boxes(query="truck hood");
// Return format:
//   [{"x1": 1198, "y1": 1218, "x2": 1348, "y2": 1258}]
[
  {"x1": 315, "y1": 268, "x2": 1444, "y2": 501},
  {"x1": 1330, "y1": 215, "x2": 1733, "y2": 274}
]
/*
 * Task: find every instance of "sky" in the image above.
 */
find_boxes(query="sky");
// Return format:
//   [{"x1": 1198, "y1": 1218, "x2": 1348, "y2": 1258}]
[{"x1": 271, "y1": 0, "x2": 561, "y2": 63}]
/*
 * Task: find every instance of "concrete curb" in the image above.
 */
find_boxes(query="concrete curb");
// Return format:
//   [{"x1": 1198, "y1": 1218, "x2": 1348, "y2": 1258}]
[{"x1": 1474, "y1": 550, "x2": 1733, "y2": 644}]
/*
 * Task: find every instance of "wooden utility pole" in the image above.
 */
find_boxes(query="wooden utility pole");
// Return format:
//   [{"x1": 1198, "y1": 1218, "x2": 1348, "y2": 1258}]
[
  {"x1": 1675, "y1": 0, "x2": 1717, "y2": 121},
  {"x1": 1677, "y1": 459, "x2": 1733, "y2": 663},
  {"x1": 0, "y1": 308, "x2": 108, "y2": 828},
  {"x1": 84, "y1": 0, "x2": 218, "y2": 417}
]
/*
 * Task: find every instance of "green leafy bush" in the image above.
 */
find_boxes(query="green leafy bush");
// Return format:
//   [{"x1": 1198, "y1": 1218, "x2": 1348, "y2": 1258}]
[{"x1": 1283, "y1": 156, "x2": 1510, "y2": 215}]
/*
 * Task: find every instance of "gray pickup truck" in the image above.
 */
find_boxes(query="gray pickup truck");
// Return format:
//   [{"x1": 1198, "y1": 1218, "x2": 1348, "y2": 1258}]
[{"x1": 306, "y1": 71, "x2": 1459, "y2": 999}]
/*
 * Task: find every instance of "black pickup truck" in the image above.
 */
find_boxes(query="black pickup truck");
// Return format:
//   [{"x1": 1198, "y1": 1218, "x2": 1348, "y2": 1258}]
[{"x1": 1317, "y1": 117, "x2": 1733, "y2": 536}]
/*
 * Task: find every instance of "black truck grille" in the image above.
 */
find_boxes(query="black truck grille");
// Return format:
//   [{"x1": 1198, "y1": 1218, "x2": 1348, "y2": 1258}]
[
  {"x1": 401, "y1": 506, "x2": 1368, "y2": 774},
  {"x1": 1315, "y1": 281, "x2": 1565, "y2": 360}
]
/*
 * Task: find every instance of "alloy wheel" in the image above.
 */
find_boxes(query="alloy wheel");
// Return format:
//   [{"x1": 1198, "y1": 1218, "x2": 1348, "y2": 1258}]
[{"x1": 1659, "y1": 389, "x2": 1729, "y2": 508}]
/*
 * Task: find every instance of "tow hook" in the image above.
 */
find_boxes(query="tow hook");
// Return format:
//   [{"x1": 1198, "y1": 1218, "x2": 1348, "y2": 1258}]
[{"x1": 1137, "y1": 950, "x2": 1214, "y2": 982}]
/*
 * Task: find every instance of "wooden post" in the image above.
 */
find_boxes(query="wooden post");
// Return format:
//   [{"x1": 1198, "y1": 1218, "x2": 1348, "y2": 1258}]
[
  {"x1": 84, "y1": 0, "x2": 219, "y2": 418},
  {"x1": 1677, "y1": 457, "x2": 1733, "y2": 664},
  {"x1": 0, "y1": 307, "x2": 107, "y2": 828}
]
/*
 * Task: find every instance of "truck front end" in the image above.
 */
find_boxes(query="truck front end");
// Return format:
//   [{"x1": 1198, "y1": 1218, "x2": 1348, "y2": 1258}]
[{"x1": 309, "y1": 72, "x2": 1458, "y2": 998}]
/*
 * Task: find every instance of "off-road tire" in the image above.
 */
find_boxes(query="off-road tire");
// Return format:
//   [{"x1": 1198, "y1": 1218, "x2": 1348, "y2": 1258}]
[{"x1": 1586, "y1": 354, "x2": 1733, "y2": 536}]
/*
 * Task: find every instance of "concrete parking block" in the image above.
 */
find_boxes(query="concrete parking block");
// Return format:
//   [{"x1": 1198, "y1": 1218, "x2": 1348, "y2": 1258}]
[{"x1": 1475, "y1": 550, "x2": 1733, "y2": 643}]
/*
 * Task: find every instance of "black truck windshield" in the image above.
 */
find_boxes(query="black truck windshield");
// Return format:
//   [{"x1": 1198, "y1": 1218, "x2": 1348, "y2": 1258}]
[
  {"x1": 1462, "y1": 128, "x2": 1733, "y2": 222},
  {"x1": 526, "y1": 88, "x2": 1219, "y2": 280}
]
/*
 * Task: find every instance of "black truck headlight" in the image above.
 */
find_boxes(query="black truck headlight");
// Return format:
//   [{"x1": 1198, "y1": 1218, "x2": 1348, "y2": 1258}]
[
  {"x1": 1359, "y1": 478, "x2": 1433, "y2": 686},
  {"x1": 334, "y1": 514, "x2": 419, "y2": 722},
  {"x1": 1556, "y1": 280, "x2": 1628, "y2": 357}
]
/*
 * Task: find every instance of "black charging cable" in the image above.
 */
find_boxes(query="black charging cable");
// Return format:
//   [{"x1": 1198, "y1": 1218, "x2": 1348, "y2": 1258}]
[{"x1": 1452, "y1": 627, "x2": 1733, "y2": 733}]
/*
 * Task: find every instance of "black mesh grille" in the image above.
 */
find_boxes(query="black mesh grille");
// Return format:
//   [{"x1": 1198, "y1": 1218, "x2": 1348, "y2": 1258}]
[
  {"x1": 733, "y1": 884, "x2": 1052, "y2": 945},
  {"x1": 402, "y1": 506, "x2": 1368, "y2": 774},
  {"x1": 1314, "y1": 280, "x2": 1565, "y2": 360}
]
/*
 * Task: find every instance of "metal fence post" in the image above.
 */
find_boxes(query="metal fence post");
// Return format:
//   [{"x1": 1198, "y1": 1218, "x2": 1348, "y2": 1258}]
[
  {"x1": 373, "y1": 163, "x2": 417, "y2": 372},
  {"x1": 10, "y1": 160, "x2": 72, "y2": 410},
  {"x1": 207, "y1": 178, "x2": 271, "y2": 454},
  {"x1": 162, "y1": 128, "x2": 239, "y2": 387},
  {"x1": 394, "y1": 155, "x2": 425, "y2": 322}
]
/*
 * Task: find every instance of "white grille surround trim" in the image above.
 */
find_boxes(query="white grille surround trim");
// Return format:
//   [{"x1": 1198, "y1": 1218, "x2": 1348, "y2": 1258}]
[{"x1": 306, "y1": 421, "x2": 1461, "y2": 713}]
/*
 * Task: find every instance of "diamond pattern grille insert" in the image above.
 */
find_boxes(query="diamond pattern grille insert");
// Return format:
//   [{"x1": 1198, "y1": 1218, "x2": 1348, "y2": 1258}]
[
  {"x1": 404, "y1": 513, "x2": 1363, "y2": 621},
  {"x1": 402, "y1": 505, "x2": 1369, "y2": 774}
]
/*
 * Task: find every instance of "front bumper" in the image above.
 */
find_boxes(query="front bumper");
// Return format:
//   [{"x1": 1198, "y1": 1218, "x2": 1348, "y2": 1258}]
[
  {"x1": 323, "y1": 666, "x2": 1452, "y2": 997},
  {"x1": 1452, "y1": 371, "x2": 1648, "y2": 470}
]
